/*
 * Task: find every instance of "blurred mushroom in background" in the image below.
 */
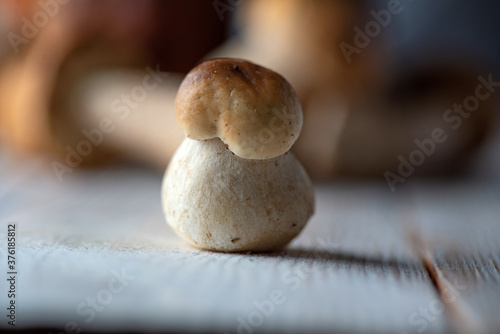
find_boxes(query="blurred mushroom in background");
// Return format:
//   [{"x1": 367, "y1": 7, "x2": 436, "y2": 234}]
[
  {"x1": 0, "y1": 0, "x2": 497, "y2": 180},
  {"x1": 209, "y1": 0, "x2": 497, "y2": 178},
  {"x1": 0, "y1": 0, "x2": 224, "y2": 169}
]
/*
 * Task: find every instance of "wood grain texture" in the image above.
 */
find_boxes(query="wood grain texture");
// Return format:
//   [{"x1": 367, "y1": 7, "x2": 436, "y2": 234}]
[
  {"x1": 411, "y1": 182, "x2": 500, "y2": 334},
  {"x1": 0, "y1": 148, "x2": 498, "y2": 333}
]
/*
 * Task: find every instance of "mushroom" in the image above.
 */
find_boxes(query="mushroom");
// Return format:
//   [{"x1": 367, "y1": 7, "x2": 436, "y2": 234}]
[{"x1": 162, "y1": 58, "x2": 314, "y2": 252}]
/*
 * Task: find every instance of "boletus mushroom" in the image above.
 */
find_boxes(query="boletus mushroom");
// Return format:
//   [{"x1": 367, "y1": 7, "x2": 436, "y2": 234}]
[{"x1": 162, "y1": 58, "x2": 314, "y2": 252}]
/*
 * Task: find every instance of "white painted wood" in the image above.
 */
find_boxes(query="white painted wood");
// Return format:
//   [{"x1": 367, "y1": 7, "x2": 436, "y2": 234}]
[
  {"x1": 0, "y1": 154, "x2": 448, "y2": 333},
  {"x1": 411, "y1": 182, "x2": 500, "y2": 334}
]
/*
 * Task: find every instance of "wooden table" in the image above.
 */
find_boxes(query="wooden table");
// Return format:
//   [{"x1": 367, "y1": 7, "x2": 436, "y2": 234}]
[{"x1": 1, "y1": 144, "x2": 499, "y2": 334}]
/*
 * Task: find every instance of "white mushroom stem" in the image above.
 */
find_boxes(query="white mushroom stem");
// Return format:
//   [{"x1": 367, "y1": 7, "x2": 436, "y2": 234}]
[
  {"x1": 74, "y1": 70, "x2": 185, "y2": 168},
  {"x1": 162, "y1": 138, "x2": 314, "y2": 252}
]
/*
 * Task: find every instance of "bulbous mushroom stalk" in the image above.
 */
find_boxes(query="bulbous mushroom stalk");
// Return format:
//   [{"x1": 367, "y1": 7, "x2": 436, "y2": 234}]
[{"x1": 162, "y1": 58, "x2": 314, "y2": 252}]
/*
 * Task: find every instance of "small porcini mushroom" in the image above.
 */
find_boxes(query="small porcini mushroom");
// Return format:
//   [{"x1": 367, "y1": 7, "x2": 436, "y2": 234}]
[{"x1": 162, "y1": 58, "x2": 314, "y2": 252}]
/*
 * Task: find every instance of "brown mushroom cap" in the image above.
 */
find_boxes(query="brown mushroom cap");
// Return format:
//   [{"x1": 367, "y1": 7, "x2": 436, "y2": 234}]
[{"x1": 174, "y1": 58, "x2": 303, "y2": 159}]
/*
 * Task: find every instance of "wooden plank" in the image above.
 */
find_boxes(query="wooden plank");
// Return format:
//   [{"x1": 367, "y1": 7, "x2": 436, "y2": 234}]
[
  {"x1": 0, "y1": 157, "x2": 448, "y2": 333},
  {"x1": 411, "y1": 182, "x2": 500, "y2": 334}
]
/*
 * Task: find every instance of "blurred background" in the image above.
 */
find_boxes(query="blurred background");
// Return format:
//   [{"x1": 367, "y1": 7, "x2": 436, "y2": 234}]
[
  {"x1": 2, "y1": 1, "x2": 500, "y2": 333},
  {"x1": 0, "y1": 0, "x2": 499, "y2": 181}
]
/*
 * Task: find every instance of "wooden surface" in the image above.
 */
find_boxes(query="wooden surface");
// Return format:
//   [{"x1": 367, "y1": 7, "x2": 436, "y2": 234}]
[{"x1": 0, "y1": 144, "x2": 499, "y2": 333}]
